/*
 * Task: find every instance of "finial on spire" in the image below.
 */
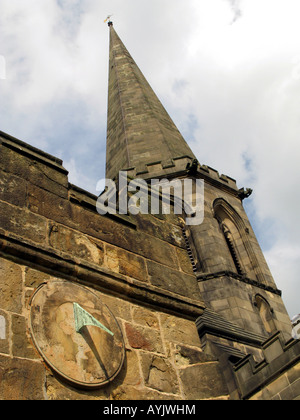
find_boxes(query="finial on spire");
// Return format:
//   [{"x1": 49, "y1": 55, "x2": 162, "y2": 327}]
[{"x1": 104, "y1": 15, "x2": 113, "y2": 26}]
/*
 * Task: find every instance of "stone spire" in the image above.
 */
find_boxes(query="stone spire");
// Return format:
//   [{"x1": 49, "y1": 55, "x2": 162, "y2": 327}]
[{"x1": 105, "y1": 23, "x2": 196, "y2": 180}]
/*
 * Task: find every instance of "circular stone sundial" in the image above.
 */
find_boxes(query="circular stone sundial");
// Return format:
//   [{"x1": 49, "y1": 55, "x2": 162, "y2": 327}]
[{"x1": 29, "y1": 280, "x2": 125, "y2": 389}]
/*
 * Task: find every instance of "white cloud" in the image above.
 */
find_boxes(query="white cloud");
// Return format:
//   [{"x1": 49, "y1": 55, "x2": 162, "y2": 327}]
[
  {"x1": 265, "y1": 242, "x2": 300, "y2": 318},
  {"x1": 0, "y1": 0, "x2": 299, "y2": 317},
  {"x1": 227, "y1": 0, "x2": 243, "y2": 24}
]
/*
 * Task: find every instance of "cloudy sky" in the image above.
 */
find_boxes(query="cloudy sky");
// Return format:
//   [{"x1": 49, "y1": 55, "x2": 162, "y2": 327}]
[{"x1": 0, "y1": 0, "x2": 299, "y2": 318}]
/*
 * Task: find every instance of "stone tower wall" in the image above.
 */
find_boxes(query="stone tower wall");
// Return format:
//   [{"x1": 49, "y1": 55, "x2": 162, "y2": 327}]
[{"x1": 189, "y1": 175, "x2": 292, "y2": 340}]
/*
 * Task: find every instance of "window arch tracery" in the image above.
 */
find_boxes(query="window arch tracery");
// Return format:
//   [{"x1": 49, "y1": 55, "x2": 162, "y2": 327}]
[
  {"x1": 213, "y1": 198, "x2": 266, "y2": 284},
  {"x1": 254, "y1": 294, "x2": 276, "y2": 334}
]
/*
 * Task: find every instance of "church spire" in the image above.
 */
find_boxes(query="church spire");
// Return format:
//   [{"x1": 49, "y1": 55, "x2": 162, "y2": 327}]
[{"x1": 105, "y1": 24, "x2": 196, "y2": 180}]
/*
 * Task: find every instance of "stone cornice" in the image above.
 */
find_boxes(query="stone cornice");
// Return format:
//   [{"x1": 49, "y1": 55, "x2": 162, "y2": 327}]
[
  {"x1": 196, "y1": 308, "x2": 267, "y2": 347},
  {"x1": 0, "y1": 229, "x2": 205, "y2": 320},
  {"x1": 196, "y1": 270, "x2": 282, "y2": 296},
  {"x1": 233, "y1": 332, "x2": 300, "y2": 399},
  {"x1": 0, "y1": 130, "x2": 68, "y2": 174}
]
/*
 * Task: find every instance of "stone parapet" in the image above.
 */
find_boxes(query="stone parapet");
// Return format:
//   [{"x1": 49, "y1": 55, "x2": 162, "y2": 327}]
[{"x1": 234, "y1": 332, "x2": 300, "y2": 400}]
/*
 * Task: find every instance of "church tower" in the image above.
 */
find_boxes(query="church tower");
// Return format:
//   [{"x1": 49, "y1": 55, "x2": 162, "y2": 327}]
[
  {"x1": 103, "y1": 22, "x2": 299, "y2": 398},
  {"x1": 105, "y1": 22, "x2": 292, "y2": 340},
  {"x1": 0, "y1": 21, "x2": 299, "y2": 401}
]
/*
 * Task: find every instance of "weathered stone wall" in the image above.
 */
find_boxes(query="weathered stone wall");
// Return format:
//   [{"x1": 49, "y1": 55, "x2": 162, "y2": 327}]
[
  {"x1": 0, "y1": 259, "x2": 229, "y2": 400},
  {"x1": 190, "y1": 177, "x2": 292, "y2": 340},
  {"x1": 0, "y1": 132, "x2": 229, "y2": 400},
  {"x1": 198, "y1": 275, "x2": 292, "y2": 339},
  {"x1": 234, "y1": 332, "x2": 300, "y2": 400},
  {"x1": 250, "y1": 362, "x2": 300, "y2": 400},
  {"x1": 0, "y1": 132, "x2": 297, "y2": 400},
  {"x1": 0, "y1": 132, "x2": 200, "y2": 303}
]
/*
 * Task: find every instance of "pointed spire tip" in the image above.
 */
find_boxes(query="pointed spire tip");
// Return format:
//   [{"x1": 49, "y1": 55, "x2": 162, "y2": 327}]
[{"x1": 104, "y1": 14, "x2": 113, "y2": 27}]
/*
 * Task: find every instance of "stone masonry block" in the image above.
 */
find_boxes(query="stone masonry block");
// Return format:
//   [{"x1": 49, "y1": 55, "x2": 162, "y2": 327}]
[
  {"x1": 0, "y1": 310, "x2": 9, "y2": 354},
  {"x1": 105, "y1": 245, "x2": 148, "y2": 282},
  {"x1": 0, "y1": 355, "x2": 45, "y2": 400},
  {"x1": 11, "y1": 314, "x2": 38, "y2": 360},
  {"x1": 24, "y1": 267, "x2": 52, "y2": 289},
  {"x1": 125, "y1": 322, "x2": 164, "y2": 354},
  {"x1": 141, "y1": 353, "x2": 179, "y2": 395},
  {"x1": 49, "y1": 224, "x2": 104, "y2": 266},
  {"x1": 160, "y1": 313, "x2": 201, "y2": 348},
  {"x1": 0, "y1": 257, "x2": 23, "y2": 314},
  {"x1": 0, "y1": 144, "x2": 68, "y2": 198},
  {"x1": 179, "y1": 362, "x2": 229, "y2": 399},
  {"x1": 147, "y1": 260, "x2": 200, "y2": 301},
  {"x1": 173, "y1": 343, "x2": 216, "y2": 367},
  {"x1": 0, "y1": 171, "x2": 27, "y2": 207},
  {"x1": 131, "y1": 306, "x2": 159, "y2": 329},
  {"x1": 26, "y1": 183, "x2": 71, "y2": 226},
  {"x1": 0, "y1": 201, "x2": 47, "y2": 245}
]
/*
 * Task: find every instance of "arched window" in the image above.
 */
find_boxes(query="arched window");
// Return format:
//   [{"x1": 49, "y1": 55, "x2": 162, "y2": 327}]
[
  {"x1": 213, "y1": 198, "x2": 266, "y2": 284},
  {"x1": 254, "y1": 295, "x2": 276, "y2": 334},
  {"x1": 221, "y1": 223, "x2": 244, "y2": 276}
]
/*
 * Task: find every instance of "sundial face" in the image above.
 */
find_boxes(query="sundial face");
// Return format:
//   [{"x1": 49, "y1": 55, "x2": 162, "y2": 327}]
[{"x1": 29, "y1": 280, "x2": 125, "y2": 389}]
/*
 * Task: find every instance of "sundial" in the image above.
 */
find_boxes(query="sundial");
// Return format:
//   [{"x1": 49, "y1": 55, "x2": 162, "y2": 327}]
[{"x1": 29, "y1": 280, "x2": 125, "y2": 389}]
